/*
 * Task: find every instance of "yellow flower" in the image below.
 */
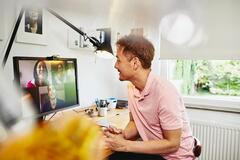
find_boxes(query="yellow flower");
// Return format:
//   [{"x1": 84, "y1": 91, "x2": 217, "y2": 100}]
[{"x1": 0, "y1": 115, "x2": 102, "y2": 160}]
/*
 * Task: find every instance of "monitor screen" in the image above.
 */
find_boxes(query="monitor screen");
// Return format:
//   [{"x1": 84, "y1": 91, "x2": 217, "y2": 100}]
[{"x1": 13, "y1": 56, "x2": 79, "y2": 118}]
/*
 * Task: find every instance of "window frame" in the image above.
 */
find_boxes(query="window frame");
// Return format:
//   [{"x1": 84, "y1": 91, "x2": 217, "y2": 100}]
[
  {"x1": 183, "y1": 95, "x2": 240, "y2": 113},
  {"x1": 159, "y1": 60, "x2": 240, "y2": 113}
]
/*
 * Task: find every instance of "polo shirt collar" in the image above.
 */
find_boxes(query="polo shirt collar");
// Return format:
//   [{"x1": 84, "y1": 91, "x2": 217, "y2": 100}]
[{"x1": 133, "y1": 71, "x2": 154, "y2": 100}]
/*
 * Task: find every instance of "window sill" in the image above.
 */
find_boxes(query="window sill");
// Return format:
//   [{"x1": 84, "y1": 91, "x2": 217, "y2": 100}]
[{"x1": 183, "y1": 96, "x2": 240, "y2": 113}]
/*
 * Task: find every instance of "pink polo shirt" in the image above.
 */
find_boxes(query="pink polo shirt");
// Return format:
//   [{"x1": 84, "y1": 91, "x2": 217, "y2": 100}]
[{"x1": 128, "y1": 71, "x2": 195, "y2": 160}]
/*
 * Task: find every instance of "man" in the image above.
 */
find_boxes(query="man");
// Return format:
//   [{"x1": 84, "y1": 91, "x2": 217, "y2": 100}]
[
  {"x1": 41, "y1": 85, "x2": 65, "y2": 113},
  {"x1": 104, "y1": 35, "x2": 195, "y2": 160}
]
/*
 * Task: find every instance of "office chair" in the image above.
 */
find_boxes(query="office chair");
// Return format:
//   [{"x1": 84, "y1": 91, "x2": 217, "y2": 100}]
[{"x1": 193, "y1": 137, "x2": 202, "y2": 157}]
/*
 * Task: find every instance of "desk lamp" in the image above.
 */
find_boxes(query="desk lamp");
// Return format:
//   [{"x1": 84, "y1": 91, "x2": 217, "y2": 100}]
[{"x1": 2, "y1": 7, "x2": 114, "y2": 68}]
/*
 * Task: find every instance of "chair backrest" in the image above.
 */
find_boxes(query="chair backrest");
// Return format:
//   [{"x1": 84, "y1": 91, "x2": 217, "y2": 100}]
[{"x1": 193, "y1": 137, "x2": 202, "y2": 157}]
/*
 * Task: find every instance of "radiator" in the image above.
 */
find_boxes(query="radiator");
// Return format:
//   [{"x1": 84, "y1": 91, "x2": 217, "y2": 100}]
[{"x1": 190, "y1": 120, "x2": 240, "y2": 160}]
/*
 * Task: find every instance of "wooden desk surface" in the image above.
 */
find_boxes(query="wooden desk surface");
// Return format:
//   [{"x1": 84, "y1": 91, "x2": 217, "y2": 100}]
[
  {"x1": 50, "y1": 107, "x2": 129, "y2": 129},
  {"x1": 93, "y1": 108, "x2": 130, "y2": 159},
  {"x1": 49, "y1": 107, "x2": 130, "y2": 159},
  {"x1": 93, "y1": 108, "x2": 130, "y2": 129}
]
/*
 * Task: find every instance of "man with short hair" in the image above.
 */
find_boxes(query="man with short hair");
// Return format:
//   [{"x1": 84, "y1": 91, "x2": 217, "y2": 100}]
[{"x1": 104, "y1": 35, "x2": 195, "y2": 160}]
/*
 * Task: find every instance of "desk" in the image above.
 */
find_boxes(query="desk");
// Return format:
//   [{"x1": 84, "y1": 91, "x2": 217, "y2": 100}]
[
  {"x1": 50, "y1": 107, "x2": 129, "y2": 129},
  {"x1": 49, "y1": 106, "x2": 130, "y2": 159},
  {"x1": 94, "y1": 108, "x2": 130, "y2": 159},
  {"x1": 93, "y1": 108, "x2": 130, "y2": 129}
]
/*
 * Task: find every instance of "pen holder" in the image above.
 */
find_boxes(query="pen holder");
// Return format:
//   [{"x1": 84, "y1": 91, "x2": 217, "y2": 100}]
[{"x1": 98, "y1": 107, "x2": 107, "y2": 117}]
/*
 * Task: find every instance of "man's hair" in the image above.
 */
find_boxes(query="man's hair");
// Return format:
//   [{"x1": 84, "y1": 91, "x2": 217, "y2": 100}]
[{"x1": 116, "y1": 34, "x2": 155, "y2": 69}]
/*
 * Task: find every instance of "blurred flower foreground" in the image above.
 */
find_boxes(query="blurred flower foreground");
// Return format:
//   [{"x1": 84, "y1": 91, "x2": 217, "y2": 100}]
[{"x1": 0, "y1": 115, "x2": 102, "y2": 160}]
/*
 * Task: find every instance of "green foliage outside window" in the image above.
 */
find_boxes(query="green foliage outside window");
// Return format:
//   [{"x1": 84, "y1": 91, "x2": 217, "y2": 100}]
[{"x1": 173, "y1": 60, "x2": 240, "y2": 96}]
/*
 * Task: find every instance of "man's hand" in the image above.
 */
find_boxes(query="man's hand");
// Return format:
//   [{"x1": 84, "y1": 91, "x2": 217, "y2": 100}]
[
  {"x1": 103, "y1": 126, "x2": 123, "y2": 135},
  {"x1": 104, "y1": 131, "x2": 128, "y2": 152}
]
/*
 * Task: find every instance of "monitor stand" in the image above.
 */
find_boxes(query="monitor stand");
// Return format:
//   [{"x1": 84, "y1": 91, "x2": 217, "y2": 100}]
[
  {"x1": 37, "y1": 112, "x2": 57, "y2": 122},
  {"x1": 46, "y1": 112, "x2": 57, "y2": 121},
  {"x1": 36, "y1": 116, "x2": 44, "y2": 123}
]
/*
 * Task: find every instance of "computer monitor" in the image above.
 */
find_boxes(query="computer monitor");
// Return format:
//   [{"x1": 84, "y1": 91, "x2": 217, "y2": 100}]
[{"x1": 13, "y1": 56, "x2": 79, "y2": 118}]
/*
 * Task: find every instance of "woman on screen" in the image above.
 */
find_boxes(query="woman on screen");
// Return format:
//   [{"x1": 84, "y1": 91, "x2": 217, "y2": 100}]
[
  {"x1": 26, "y1": 60, "x2": 49, "y2": 88},
  {"x1": 53, "y1": 63, "x2": 66, "y2": 86}
]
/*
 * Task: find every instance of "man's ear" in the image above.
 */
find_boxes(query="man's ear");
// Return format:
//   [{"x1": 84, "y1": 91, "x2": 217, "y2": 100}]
[{"x1": 132, "y1": 57, "x2": 140, "y2": 71}]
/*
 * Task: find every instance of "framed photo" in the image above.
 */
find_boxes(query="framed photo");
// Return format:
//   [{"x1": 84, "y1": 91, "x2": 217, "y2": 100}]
[
  {"x1": 130, "y1": 28, "x2": 144, "y2": 36},
  {"x1": 67, "y1": 27, "x2": 95, "y2": 50},
  {"x1": 16, "y1": 7, "x2": 47, "y2": 45}
]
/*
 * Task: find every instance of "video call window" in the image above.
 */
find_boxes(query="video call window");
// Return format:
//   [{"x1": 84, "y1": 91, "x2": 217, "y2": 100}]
[{"x1": 13, "y1": 57, "x2": 79, "y2": 117}]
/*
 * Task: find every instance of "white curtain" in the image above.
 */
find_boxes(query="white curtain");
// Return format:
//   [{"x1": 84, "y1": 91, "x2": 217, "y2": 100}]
[{"x1": 159, "y1": 0, "x2": 240, "y2": 59}]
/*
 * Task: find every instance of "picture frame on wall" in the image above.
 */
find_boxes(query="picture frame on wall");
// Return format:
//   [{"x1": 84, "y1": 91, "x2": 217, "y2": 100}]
[
  {"x1": 67, "y1": 27, "x2": 96, "y2": 50},
  {"x1": 111, "y1": 27, "x2": 144, "y2": 52},
  {"x1": 16, "y1": 6, "x2": 47, "y2": 45},
  {"x1": 130, "y1": 28, "x2": 144, "y2": 36}
]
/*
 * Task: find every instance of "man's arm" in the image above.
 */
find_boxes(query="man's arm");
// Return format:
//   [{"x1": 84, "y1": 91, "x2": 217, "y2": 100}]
[
  {"x1": 125, "y1": 128, "x2": 181, "y2": 154},
  {"x1": 123, "y1": 112, "x2": 139, "y2": 140},
  {"x1": 105, "y1": 128, "x2": 181, "y2": 154}
]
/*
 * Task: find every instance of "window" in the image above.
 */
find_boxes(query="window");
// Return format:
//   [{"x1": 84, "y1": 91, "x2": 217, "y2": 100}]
[{"x1": 162, "y1": 60, "x2": 240, "y2": 112}]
